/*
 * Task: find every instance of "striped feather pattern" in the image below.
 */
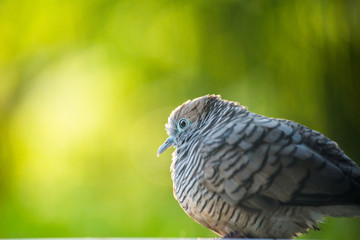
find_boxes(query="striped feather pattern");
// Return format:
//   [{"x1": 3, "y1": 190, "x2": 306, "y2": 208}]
[{"x1": 159, "y1": 95, "x2": 360, "y2": 238}]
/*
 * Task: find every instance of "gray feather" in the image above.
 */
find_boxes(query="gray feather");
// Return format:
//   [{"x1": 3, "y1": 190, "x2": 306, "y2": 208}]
[{"x1": 160, "y1": 95, "x2": 360, "y2": 239}]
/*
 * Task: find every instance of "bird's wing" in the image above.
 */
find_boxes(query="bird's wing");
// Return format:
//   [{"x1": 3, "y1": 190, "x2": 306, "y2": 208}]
[{"x1": 201, "y1": 111, "x2": 360, "y2": 209}]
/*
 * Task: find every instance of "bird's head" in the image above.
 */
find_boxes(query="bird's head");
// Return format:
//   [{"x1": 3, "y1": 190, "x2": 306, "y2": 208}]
[{"x1": 157, "y1": 94, "x2": 243, "y2": 156}]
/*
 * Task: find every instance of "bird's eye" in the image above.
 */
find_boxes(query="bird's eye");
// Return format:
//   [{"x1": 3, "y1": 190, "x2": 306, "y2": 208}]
[{"x1": 177, "y1": 118, "x2": 190, "y2": 132}]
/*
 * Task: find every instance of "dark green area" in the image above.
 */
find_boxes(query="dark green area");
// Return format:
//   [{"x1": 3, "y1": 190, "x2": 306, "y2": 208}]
[{"x1": 0, "y1": 0, "x2": 359, "y2": 238}]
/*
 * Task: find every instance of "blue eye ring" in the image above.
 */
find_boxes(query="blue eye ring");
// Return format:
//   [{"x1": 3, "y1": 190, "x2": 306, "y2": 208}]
[{"x1": 177, "y1": 118, "x2": 191, "y2": 132}]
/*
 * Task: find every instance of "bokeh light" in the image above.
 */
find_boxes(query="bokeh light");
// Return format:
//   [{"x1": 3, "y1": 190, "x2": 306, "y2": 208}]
[{"x1": 0, "y1": 0, "x2": 359, "y2": 238}]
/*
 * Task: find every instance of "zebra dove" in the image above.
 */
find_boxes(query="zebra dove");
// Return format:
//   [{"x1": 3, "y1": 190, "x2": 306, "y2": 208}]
[{"x1": 158, "y1": 95, "x2": 360, "y2": 238}]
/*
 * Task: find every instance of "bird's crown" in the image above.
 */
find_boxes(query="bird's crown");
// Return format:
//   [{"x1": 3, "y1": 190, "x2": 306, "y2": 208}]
[{"x1": 165, "y1": 94, "x2": 242, "y2": 136}]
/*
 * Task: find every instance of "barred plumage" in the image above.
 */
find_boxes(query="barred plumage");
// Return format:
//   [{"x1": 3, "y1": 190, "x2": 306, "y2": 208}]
[{"x1": 158, "y1": 95, "x2": 360, "y2": 238}]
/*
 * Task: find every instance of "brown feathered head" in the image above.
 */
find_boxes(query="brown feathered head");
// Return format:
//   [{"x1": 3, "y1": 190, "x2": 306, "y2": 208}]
[{"x1": 158, "y1": 94, "x2": 243, "y2": 156}]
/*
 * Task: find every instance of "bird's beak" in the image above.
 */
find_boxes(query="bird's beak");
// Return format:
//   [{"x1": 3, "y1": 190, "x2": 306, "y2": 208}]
[{"x1": 157, "y1": 136, "x2": 175, "y2": 157}]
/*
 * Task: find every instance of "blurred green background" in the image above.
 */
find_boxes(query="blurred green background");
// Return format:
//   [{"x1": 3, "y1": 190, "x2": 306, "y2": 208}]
[{"x1": 0, "y1": 0, "x2": 359, "y2": 238}]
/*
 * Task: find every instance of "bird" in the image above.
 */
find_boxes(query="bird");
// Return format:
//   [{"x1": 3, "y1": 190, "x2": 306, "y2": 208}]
[{"x1": 157, "y1": 94, "x2": 360, "y2": 239}]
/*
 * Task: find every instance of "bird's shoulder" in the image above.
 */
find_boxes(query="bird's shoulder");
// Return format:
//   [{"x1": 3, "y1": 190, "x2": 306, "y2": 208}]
[{"x1": 201, "y1": 110, "x2": 353, "y2": 167}]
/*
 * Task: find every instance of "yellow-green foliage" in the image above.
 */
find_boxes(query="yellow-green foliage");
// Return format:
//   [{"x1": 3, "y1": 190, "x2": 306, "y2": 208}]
[{"x1": 0, "y1": 0, "x2": 359, "y2": 238}]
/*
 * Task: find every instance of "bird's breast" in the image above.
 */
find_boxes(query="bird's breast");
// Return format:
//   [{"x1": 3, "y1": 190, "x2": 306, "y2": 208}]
[{"x1": 171, "y1": 152, "x2": 244, "y2": 236}]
